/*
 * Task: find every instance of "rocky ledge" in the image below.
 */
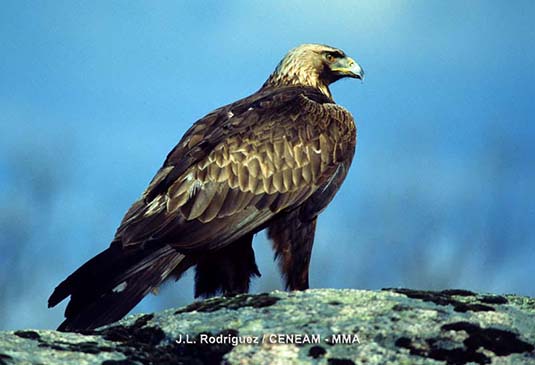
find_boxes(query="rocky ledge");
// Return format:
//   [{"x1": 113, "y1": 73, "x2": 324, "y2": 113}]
[{"x1": 0, "y1": 288, "x2": 534, "y2": 364}]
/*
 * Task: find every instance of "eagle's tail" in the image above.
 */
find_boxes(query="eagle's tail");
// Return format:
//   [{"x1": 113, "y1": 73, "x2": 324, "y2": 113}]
[{"x1": 48, "y1": 243, "x2": 185, "y2": 332}]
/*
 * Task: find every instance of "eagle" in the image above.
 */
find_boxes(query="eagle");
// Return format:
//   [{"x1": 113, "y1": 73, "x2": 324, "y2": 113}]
[{"x1": 48, "y1": 44, "x2": 364, "y2": 331}]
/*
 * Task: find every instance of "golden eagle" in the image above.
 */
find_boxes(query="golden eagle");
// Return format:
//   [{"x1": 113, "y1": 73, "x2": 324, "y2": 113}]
[{"x1": 49, "y1": 44, "x2": 364, "y2": 331}]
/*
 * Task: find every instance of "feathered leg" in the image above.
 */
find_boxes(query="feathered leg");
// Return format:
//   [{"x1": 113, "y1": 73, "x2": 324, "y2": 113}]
[
  {"x1": 268, "y1": 210, "x2": 317, "y2": 290},
  {"x1": 194, "y1": 233, "x2": 260, "y2": 297}
]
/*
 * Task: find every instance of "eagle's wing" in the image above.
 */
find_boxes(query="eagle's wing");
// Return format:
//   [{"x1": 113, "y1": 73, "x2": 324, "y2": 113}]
[{"x1": 115, "y1": 86, "x2": 356, "y2": 252}]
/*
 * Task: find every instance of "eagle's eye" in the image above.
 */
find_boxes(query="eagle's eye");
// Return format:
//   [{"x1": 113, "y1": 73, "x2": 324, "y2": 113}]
[{"x1": 325, "y1": 53, "x2": 335, "y2": 63}]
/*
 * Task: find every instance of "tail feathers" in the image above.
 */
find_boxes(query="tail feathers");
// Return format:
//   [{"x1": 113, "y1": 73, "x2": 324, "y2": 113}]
[
  {"x1": 49, "y1": 244, "x2": 184, "y2": 332},
  {"x1": 48, "y1": 243, "x2": 124, "y2": 310}
]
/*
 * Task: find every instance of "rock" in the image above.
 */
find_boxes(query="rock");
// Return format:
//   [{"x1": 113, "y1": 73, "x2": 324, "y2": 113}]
[{"x1": 0, "y1": 288, "x2": 534, "y2": 364}]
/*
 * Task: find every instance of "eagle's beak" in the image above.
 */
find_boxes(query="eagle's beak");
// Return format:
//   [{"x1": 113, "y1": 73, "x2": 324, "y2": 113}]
[{"x1": 331, "y1": 57, "x2": 365, "y2": 80}]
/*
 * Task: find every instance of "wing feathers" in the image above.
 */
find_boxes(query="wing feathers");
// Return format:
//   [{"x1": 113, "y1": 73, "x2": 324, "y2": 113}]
[
  {"x1": 247, "y1": 157, "x2": 261, "y2": 177},
  {"x1": 238, "y1": 165, "x2": 249, "y2": 191},
  {"x1": 116, "y1": 87, "x2": 356, "y2": 249},
  {"x1": 219, "y1": 187, "x2": 245, "y2": 217},
  {"x1": 309, "y1": 147, "x2": 322, "y2": 180},
  {"x1": 158, "y1": 134, "x2": 341, "y2": 225},
  {"x1": 255, "y1": 193, "x2": 279, "y2": 210},
  {"x1": 262, "y1": 174, "x2": 275, "y2": 194},
  {"x1": 282, "y1": 169, "x2": 293, "y2": 191},
  {"x1": 198, "y1": 184, "x2": 229, "y2": 222},
  {"x1": 272, "y1": 171, "x2": 284, "y2": 192},
  {"x1": 181, "y1": 182, "x2": 218, "y2": 220}
]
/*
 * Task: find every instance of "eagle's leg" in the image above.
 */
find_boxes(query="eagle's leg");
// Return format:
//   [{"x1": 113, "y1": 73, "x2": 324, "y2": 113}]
[
  {"x1": 268, "y1": 210, "x2": 317, "y2": 290},
  {"x1": 194, "y1": 233, "x2": 260, "y2": 297}
]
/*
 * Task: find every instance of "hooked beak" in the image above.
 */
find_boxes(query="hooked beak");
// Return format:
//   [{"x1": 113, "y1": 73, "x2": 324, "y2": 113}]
[{"x1": 331, "y1": 56, "x2": 365, "y2": 80}]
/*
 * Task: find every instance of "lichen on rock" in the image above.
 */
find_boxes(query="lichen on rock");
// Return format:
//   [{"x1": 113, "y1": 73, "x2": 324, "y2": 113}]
[{"x1": 0, "y1": 289, "x2": 533, "y2": 364}]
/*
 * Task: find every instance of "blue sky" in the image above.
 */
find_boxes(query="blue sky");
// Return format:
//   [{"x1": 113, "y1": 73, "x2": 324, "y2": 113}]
[{"x1": 1, "y1": 1, "x2": 534, "y2": 330}]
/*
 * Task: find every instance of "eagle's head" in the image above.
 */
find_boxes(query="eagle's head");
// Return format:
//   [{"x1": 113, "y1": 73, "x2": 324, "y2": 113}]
[{"x1": 262, "y1": 44, "x2": 364, "y2": 99}]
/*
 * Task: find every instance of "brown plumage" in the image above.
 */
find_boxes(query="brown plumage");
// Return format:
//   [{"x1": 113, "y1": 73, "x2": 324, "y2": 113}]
[{"x1": 48, "y1": 43, "x2": 364, "y2": 331}]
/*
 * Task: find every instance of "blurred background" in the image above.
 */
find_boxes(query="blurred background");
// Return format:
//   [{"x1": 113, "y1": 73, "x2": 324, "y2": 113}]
[{"x1": 1, "y1": 1, "x2": 534, "y2": 330}]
